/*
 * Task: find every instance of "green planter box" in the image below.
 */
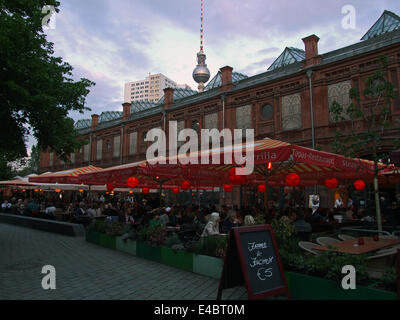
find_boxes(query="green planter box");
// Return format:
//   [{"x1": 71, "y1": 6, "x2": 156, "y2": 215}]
[
  {"x1": 136, "y1": 241, "x2": 162, "y2": 263},
  {"x1": 86, "y1": 231, "x2": 101, "y2": 245},
  {"x1": 193, "y1": 254, "x2": 223, "y2": 279},
  {"x1": 161, "y1": 247, "x2": 193, "y2": 272},
  {"x1": 116, "y1": 237, "x2": 137, "y2": 256},
  {"x1": 285, "y1": 271, "x2": 397, "y2": 300},
  {"x1": 99, "y1": 233, "x2": 116, "y2": 250}
]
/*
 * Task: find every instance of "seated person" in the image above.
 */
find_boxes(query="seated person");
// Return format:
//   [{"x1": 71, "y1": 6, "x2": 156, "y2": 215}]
[
  {"x1": 45, "y1": 203, "x2": 57, "y2": 219},
  {"x1": 26, "y1": 199, "x2": 39, "y2": 217},
  {"x1": 222, "y1": 211, "x2": 242, "y2": 233},
  {"x1": 65, "y1": 203, "x2": 75, "y2": 221},
  {"x1": 14, "y1": 199, "x2": 24, "y2": 215},
  {"x1": 87, "y1": 204, "x2": 97, "y2": 218},
  {"x1": 149, "y1": 213, "x2": 160, "y2": 228},
  {"x1": 344, "y1": 206, "x2": 355, "y2": 220},
  {"x1": 201, "y1": 212, "x2": 221, "y2": 237},
  {"x1": 1, "y1": 199, "x2": 12, "y2": 213},
  {"x1": 124, "y1": 208, "x2": 135, "y2": 224},
  {"x1": 74, "y1": 202, "x2": 87, "y2": 222},
  {"x1": 103, "y1": 203, "x2": 117, "y2": 216},
  {"x1": 244, "y1": 214, "x2": 255, "y2": 226},
  {"x1": 312, "y1": 208, "x2": 329, "y2": 223},
  {"x1": 293, "y1": 210, "x2": 312, "y2": 235},
  {"x1": 159, "y1": 207, "x2": 171, "y2": 226}
]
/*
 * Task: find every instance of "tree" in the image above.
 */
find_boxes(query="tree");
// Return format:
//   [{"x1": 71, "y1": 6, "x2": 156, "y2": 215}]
[
  {"x1": 330, "y1": 55, "x2": 400, "y2": 231},
  {"x1": 0, "y1": 155, "x2": 13, "y2": 180},
  {"x1": 0, "y1": 0, "x2": 95, "y2": 163},
  {"x1": 29, "y1": 144, "x2": 40, "y2": 173}
]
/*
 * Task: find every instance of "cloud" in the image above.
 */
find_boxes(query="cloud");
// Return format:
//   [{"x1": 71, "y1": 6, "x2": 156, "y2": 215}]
[{"x1": 39, "y1": 0, "x2": 400, "y2": 123}]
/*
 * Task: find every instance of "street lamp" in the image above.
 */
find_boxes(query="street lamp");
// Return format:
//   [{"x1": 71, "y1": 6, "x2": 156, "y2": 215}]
[{"x1": 307, "y1": 69, "x2": 317, "y2": 195}]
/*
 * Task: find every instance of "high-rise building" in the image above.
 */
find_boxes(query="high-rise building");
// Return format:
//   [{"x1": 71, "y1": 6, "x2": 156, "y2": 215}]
[{"x1": 124, "y1": 73, "x2": 191, "y2": 103}]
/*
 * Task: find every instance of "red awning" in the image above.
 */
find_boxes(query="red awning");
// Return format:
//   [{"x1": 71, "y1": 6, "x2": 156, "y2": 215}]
[
  {"x1": 29, "y1": 166, "x2": 103, "y2": 184},
  {"x1": 78, "y1": 138, "x2": 382, "y2": 188}
]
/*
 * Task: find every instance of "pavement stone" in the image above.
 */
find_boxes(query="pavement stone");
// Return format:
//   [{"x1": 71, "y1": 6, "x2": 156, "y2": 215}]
[{"x1": 0, "y1": 223, "x2": 247, "y2": 300}]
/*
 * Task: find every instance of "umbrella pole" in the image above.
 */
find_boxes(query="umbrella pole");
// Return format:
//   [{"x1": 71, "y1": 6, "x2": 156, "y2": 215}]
[
  {"x1": 264, "y1": 174, "x2": 270, "y2": 218},
  {"x1": 159, "y1": 182, "x2": 163, "y2": 207}
]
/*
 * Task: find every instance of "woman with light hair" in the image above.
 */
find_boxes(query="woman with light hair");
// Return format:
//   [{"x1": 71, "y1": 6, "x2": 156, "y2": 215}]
[
  {"x1": 201, "y1": 212, "x2": 221, "y2": 237},
  {"x1": 244, "y1": 214, "x2": 255, "y2": 226}
]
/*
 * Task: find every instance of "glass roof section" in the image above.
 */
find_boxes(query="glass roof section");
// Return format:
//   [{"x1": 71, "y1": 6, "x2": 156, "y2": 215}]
[
  {"x1": 75, "y1": 119, "x2": 91, "y2": 129},
  {"x1": 267, "y1": 47, "x2": 305, "y2": 71},
  {"x1": 361, "y1": 10, "x2": 400, "y2": 41},
  {"x1": 204, "y1": 71, "x2": 248, "y2": 91},
  {"x1": 157, "y1": 88, "x2": 198, "y2": 104},
  {"x1": 99, "y1": 111, "x2": 122, "y2": 123},
  {"x1": 131, "y1": 100, "x2": 157, "y2": 114}
]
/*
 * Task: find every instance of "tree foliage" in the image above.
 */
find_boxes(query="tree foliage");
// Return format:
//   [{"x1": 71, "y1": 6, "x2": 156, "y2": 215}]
[
  {"x1": 330, "y1": 55, "x2": 400, "y2": 162},
  {"x1": 329, "y1": 55, "x2": 400, "y2": 231},
  {"x1": 0, "y1": 0, "x2": 95, "y2": 163}
]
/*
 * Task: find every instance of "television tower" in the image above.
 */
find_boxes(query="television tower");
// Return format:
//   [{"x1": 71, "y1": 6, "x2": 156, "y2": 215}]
[{"x1": 192, "y1": 0, "x2": 210, "y2": 92}]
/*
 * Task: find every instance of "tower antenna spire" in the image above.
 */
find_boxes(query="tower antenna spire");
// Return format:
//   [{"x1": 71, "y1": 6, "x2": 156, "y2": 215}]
[
  {"x1": 200, "y1": 0, "x2": 204, "y2": 52},
  {"x1": 192, "y1": 0, "x2": 210, "y2": 92}
]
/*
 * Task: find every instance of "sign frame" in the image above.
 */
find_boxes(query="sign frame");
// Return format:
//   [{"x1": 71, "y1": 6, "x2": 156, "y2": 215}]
[{"x1": 217, "y1": 225, "x2": 290, "y2": 300}]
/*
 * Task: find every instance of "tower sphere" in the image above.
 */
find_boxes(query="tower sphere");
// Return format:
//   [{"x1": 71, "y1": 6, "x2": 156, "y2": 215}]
[{"x1": 192, "y1": 51, "x2": 210, "y2": 91}]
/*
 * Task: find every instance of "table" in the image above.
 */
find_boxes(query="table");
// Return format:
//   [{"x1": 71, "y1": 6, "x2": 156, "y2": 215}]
[{"x1": 314, "y1": 237, "x2": 400, "y2": 255}]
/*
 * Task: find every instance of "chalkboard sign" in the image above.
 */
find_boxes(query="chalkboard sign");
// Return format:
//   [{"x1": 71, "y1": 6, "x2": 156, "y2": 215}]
[{"x1": 217, "y1": 225, "x2": 289, "y2": 300}]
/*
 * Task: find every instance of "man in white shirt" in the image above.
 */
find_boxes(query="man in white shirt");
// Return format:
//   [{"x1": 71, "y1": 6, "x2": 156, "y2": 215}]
[
  {"x1": 1, "y1": 200, "x2": 12, "y2": 212},
  {"x1": 334, "y1": 196, "x2": 344, "y2": 209}
]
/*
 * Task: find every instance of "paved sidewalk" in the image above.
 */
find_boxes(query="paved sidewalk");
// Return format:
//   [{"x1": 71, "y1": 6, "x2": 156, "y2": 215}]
[{"x1": 0, "y1": 223, "x2": 247, "y2": 300}]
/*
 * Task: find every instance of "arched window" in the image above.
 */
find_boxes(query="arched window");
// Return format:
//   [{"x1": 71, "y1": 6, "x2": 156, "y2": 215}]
[
  {"x1": 191, "y1": 120, "x2": 200, "y2": 133},
  {"x1": 106, "y1": 140, "x2": 111, "y2": 150},
  {"x1": 261, "y1": 103, "x2": 273, "y2": 120}
]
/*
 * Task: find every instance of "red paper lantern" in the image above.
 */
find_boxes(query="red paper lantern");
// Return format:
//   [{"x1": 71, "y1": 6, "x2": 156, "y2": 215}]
[
  {"x1": 129, "y1": 191, "x2": 134, "y2": 194},
  {"x1": 34, "y1": 189, "x2": 39, "y2": 192},
  {"x1": 285, "y1": 173, "x2": 300, "y2": 187},
  {"x1": 55, "y1": 189, "x2": 61, "y2": 193},
  {"x1": 142, "y1": 187, "x2": 150, "y2": 195},
  {"x1": 258, "y1": 184, "x2": 266, "y2": 193},
  {"x1": 228, "y1": 167, "x2": 246, "y2": 185},
  {"x1": 127, "y1": 177, "x2": 139, "y2": 188},
  {"x1": 172, "y1": 187, "x2": 180, "y2": 194},
  {"x1": 106, "y1": 183, "x2": 115, "y2": 192},
  {"x1": 354, "y1": 180, "x2": 366, "y2": 191},
  {"x1": 181, "y1": 180, "x2": 191, "y2": 190},
  {"x1": 324, "y1": 178, "x2": 339, "y2": 190},
  {"x1": 224, "y1": 184, "x2": 233, "y2": 192},
  {"x1": 79, "y1": 189, "x2": 84, "y2": 193}
]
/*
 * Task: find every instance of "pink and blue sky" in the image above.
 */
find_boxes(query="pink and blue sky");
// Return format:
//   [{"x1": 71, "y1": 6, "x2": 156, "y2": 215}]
[{"x1": 27, "y1": 0, "x2": 400, "y2": 153}]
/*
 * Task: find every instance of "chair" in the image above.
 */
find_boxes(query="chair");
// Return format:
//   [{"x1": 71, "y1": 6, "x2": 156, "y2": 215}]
[
  {"x1": 298, "y1": 241, "x2": 321, "y2": 255},
  {"x1": 379, "y1": 235, "x2": 398, "y2": 240},
  {"x1": 366, "y1": 248, "x2": 398, "y2": 279},
  {"x1": 316, "y1": 236, "x2": 340, "y2": 246},
  {"x1": 338, "y1": 234, "x2": 355, "y2": 241}
]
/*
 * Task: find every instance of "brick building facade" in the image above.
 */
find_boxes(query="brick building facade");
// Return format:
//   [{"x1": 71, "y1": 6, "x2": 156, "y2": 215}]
[{"x1": 40, "y1": 11, "x2": 400, "y2": 176}]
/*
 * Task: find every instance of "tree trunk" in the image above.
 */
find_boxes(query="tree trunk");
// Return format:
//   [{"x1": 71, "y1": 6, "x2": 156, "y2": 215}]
[{"x1": 374, "y1": 175, "x2": 382, "y2": 232}]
